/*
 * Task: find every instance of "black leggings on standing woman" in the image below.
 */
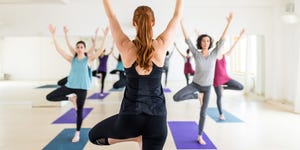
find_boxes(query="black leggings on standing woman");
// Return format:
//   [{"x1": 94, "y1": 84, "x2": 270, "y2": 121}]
[
  {"x1": 93, "y1": 70, "x2": 107, "y2": 93},
  {"x1": 89, "y1": 114, "x2": 167, "y2": 150},
  {"x1": 46, "y1": 86, "x2": 87, "y2": 131}
]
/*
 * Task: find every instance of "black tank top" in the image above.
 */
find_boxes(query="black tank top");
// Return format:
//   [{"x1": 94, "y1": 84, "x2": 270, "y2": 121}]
[{"x1": 119, "y1": 61, "x2": 166, "y2": 116}]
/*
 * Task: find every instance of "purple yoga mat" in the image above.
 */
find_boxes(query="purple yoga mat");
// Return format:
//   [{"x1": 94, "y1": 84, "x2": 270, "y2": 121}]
[
  {"x1": 168, "y1": 121, "x2": 217, "y2": 150},
  {"x1": 87, "y1": 92, "x2": 109, "y2": 100},
  {"x1": 163, "y1": 88, "x2": 171, "y2": 93},
  {"x1": 52, "y1": 108, "x2": 93, "y2": 124}
]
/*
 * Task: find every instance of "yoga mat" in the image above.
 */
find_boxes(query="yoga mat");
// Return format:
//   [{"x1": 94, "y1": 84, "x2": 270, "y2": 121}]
[
  {"x1": 163, "y1": 88, "x2": 171, "y2": 93},
  {"x1": 43, "y1": 128, "x2": 90, "y2": 150},
  {"x1": 36, "y1": 84, "x2": 60, "y2": 89},
  {"x1": 109, "y1": 87, "x2": 125, "y2": 92},
  {"x1": 52, "y1": 108, "x2": 93, "y2": 124},
  {"x1": 168, "y1": 121, "x2": 217, "y2": 150},
  {"x1": 87, "y1": 92, "x2": 109, "y2": 100},
  {"x1": 207, "y1": 107, "x2": 243, "y2": 123}
]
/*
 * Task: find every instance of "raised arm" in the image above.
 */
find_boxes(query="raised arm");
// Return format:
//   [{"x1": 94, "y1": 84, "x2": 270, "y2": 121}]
[
  {"x1": 224, "y1": 29, "x2": 245, "y2": 56},
  {"x1": 87, "y1": 28, "x2": 99, "y2": 56},
  {"x1": 180, "y1": 20, "x2": 189, "y2": 40},
  {"x1": 169, "y1": 46, "x2": 175, "y2": 57},
  {"x1": 63, "y1": 26, "x2": 76, "y2": 56},
  {"x1": 173, "y1": 42, "x2": 185, "y2": 58},
  {"x1": 102, "y1": 0, "x2": 131, "y2": 54},
  {"x1": 89, "y1": 27, "x2": 109, "y2": 62},
  {"x1": 49, "y1": 24, "x2": 72, "y2": 63},
  {"x1": 156, "y1": 0, "x2": 183, "y2": 50},
  {"x1": 219, "y1": 13, "x2": 233, "y2": 41}
]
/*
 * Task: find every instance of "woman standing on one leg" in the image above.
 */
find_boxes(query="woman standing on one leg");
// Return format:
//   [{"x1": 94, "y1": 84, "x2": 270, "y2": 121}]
[
  {"x1": 173, "y1": 13, "x2": 233, "y2": 145},
  {"x1": 110, "y1": 53, "x2": 127, "y2": 89},
  {"x1": 162, "y1": 47, "x2": 174, "y2": 87},
  {"x1": 46, "y1": 24, "x2": 109, "y2": 143},
  {"x1": 214, "y1": 29, "x2": 245, "y2": 120},
  {"x1": 92, "y1": 45, "x2": 114, "y2": 95},
  {"x1": 89, "y1": 0, "x2": 183, "y2": 149},
  {"x1": 57, "y1": 26, "x2": 99, "y2": 86},
  {"x1": 174, "y1": 42, "x2": 195, "y2": 85}
]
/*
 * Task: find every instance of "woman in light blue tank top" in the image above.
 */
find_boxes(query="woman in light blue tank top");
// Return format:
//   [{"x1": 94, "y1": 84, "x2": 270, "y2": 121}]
[
  {"x1": 46, "y1": 24, "x2": 109, "y2": 143},
  {"x1": 56, "y1": 26, "x2": 100, "y2": 86}
]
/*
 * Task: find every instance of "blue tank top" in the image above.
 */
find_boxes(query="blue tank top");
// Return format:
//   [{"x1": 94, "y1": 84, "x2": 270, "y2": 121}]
[
  {"x1": 66, "y1": 56, "x2": 92, "y2": 90},
  {"x1": 119, "y1": 62, "x2": 166, "y2": 116},
  {"x1": 116, "y1": 61, "x2": 124, "y2": 71}
]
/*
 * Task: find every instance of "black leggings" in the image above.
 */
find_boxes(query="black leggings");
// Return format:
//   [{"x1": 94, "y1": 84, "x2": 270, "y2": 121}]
[
  {"x1": 93, "y1": 70, "x2": 107, "y2": 93},
  {"x1": 57, "y1": 76, "x2": 68, "y2": 86},
  {"x1": 46, "y1": 86, "x2": 87, "y2": 131},
  {"x1": 184, "y1": 73, "x2": 194, "y2": 85},
  {"x1": 112, "y1": 71, "x2": 127, "y2": 89},
  {"x1": 89, "y1": 114, "x2": 167, "y2": 150}
]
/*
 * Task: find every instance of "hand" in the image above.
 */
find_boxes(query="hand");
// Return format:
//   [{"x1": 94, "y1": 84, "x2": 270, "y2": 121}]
[
  {"x1": 63, "y1": 26, "x2": 69, "y2": 34},
  {"x1": 102, "y1": 26, "x2": 110, "y2": 37},
  {"x1": 226, "y1": 12, "x2": 233, "y2": 23},
  {"x1": 91, "y1": 38, "x2": 96, "y2": 45},
  {"x1": 48, "y1": 24, "x2": 56, "y2": 34}
]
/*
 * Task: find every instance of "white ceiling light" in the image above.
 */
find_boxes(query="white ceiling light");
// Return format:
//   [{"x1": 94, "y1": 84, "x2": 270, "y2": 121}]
[{"x1": 282, "y1": 2, "x2": 299, "y2": 24}]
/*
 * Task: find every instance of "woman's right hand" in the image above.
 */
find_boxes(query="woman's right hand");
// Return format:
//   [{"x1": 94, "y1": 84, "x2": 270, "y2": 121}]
[{"x1": 48, "y1": 24, "x2": 56, "y2": 34}]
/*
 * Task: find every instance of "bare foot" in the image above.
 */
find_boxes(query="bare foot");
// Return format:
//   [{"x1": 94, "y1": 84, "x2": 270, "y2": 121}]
[
  {"x1": 68, "y1": 94, "x2": 77, "y2": 110},
  {"x1": 219, "y1": 114, "x2": 226, "y2": 120},
  {"x1": 72, "y1": 131, "x2": 80, "y2": 143},
  {"x1": 197, "y1": 135, "x2": 206, "y2": 145}
]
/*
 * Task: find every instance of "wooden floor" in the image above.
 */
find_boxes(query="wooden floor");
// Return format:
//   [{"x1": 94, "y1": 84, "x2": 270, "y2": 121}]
[{"x1": 0, "y1": 80, "x2": 299, "y2": 150}]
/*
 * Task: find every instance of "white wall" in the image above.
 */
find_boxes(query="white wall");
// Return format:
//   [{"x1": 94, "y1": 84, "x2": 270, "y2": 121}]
[{"x1": 0, "y1": 2, "x2": 276, "y2": 82}]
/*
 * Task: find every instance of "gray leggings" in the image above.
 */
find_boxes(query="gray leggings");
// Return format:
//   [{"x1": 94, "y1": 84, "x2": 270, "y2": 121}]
[{"x1": 173, "y1": 82, "x2": 211, "y2": 135}]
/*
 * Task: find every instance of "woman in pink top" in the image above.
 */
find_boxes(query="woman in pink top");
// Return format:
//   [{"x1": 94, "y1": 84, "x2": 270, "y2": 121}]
[
  {"x1": 213, "y1": 29, "x2": 245, "y2": 120},
  {"x1": 174, "y1": 42, "x2": 195, "y2": 85}
]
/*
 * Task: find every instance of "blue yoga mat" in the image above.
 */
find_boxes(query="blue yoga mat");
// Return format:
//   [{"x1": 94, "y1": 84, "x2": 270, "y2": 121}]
[
  {"x1": 168, "y1": 121, "x2": 217, "y2": 150},
  {"x1": 36, "y1": 84, "x2": 60, "y2": 89},
  {"x1": 109, "y1": 87, "x2": 125, "y2": 92},
  {"x1": 163, "y1": 88, "x2": 171, "y2": 93},
  {"x1": 87, "y1": 92, "x2": 109, "y2": 100},
  {"x1": 52, "y1": 108, "x2": 93, "y2": 124},
  {"x1": 43, "y1": 128, "x2": 90, "y2": 150},
  {"x1": 207, "y1": 107, "x2": 243, "y2": 123}
]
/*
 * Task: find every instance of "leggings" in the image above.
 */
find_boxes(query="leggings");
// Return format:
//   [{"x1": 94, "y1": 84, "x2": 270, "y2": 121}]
[
  {"x1": 173, "y1": 82, "x2": 211, "y2": 135},
  {"x1": 184, "y1": 73, "x2": 194, "y2": 85},
  {"x1": 57, "y1": 76, "x2": 68, "y2": 86},
  {"x1": 89, "y1": 114, "x2": 167, "y2": 150},
  {"x1": 214, "y1": 79, "x2": 243, "y2": 115},
  {"x1": 93, "y1": 70, "x2": 107, "y2": 93},
  {"x1": 46, "y1": 86, "x2": 87, "y2": 131},
  {"x1": 163, "y1": 67, "x2": 169, "y2": 87},
  {"x1": 112, "y1": 71, "x2": 127, "y2": 89}
]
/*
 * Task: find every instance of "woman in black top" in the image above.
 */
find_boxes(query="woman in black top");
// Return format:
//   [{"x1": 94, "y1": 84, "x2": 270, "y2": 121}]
[{"x1": 89, "y1": 0, "x2": 183, "y2": 149}]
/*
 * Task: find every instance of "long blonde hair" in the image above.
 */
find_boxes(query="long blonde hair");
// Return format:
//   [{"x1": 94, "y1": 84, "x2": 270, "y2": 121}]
[{"x1": 133, "y1": 6, "x2": 155, "y2": 72}]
